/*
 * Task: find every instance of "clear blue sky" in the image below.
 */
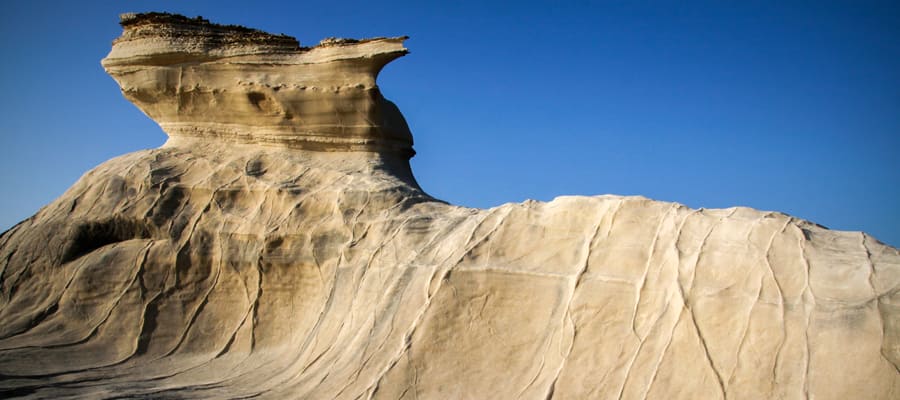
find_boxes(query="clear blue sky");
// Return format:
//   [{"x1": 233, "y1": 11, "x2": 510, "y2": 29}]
[{"x1": 1, "y1": 1, "x2": 898, "y2": 246}]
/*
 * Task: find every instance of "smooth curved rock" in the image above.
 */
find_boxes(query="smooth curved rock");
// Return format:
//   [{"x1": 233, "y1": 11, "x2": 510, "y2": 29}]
[{"x1": 1, "y1": 13, "x2": 898, "y2": 399}]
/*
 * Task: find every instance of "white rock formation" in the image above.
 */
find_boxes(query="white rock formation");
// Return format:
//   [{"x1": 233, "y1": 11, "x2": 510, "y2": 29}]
[{"x1": 0, "y1": 13, "x2": 898, "y2": 399}]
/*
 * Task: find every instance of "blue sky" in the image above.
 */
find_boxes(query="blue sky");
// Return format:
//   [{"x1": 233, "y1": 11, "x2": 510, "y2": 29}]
[{"x1": 1, "y1": 1, "x2": 898, "y2": 246}]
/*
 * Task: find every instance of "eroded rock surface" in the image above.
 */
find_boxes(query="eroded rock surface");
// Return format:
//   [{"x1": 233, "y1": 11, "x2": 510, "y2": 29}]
[
  {"x1": 1, "y1": 13, "x2": 898, "y2": 399},
  {"x1": 103, "y1": 12, "x2": 414, "y2": 157}
]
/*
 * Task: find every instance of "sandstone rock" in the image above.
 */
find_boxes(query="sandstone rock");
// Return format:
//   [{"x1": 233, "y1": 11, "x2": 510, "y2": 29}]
[
  {"x1": 103, "y1": 12, "x2": 414, "y2": 157},
  {"x1": 0, "y1": 13, "x2": 897, "y2": 399}
]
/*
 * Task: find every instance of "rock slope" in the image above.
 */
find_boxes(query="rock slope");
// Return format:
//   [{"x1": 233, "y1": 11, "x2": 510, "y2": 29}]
[{"x1": 0, "y1": 13, "x2": 898, "y2": 399}]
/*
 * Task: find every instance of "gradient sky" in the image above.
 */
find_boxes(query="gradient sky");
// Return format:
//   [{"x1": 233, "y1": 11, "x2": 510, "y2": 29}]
[{"x1": 1, "y1": 1, "x2": 898, "y2": 246}]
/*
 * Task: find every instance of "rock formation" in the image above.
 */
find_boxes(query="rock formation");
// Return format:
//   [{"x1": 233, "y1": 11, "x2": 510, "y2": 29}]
[
  {"x1": 0, "y1": 12, "x2": 898, "y2": 399},
  {"x1": 103, "y1": 12, "x2": 414, "y2": 157}
]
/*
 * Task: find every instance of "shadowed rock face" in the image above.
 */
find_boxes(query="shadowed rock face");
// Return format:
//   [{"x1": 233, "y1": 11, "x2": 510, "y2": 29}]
[{"x1": 1, "y1": 12, "x2": 898, "y2": 399}]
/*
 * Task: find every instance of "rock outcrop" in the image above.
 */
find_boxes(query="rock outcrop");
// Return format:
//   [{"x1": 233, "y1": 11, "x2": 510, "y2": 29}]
[
  {"x1": 103, "y1": 12, "x2": 414, "y2": 157},
  {"x1": 0, "y1": 13, "x2": 898, "y2": 399}
]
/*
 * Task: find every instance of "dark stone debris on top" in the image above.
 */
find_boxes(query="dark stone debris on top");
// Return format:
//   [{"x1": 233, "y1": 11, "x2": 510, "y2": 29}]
[{"x1": 115, "y1": 12, "x2": 408, "y2": 51}]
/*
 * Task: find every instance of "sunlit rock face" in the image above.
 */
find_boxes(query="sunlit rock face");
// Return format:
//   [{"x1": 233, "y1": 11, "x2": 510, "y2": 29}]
[
  {"x1": 102, "y1": 13, "x2": 414, "y2": 158},
  {"x1": 1, "y1": 12, "x2": 898, "y2": 399}
]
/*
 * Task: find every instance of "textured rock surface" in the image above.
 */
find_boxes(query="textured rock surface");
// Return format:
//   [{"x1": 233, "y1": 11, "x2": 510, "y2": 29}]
[
  {"x1": 103, "y1": 13, "x2": 414, "y2": 157},
  {"x1": 1, "y1": 13, "x2": 898, "y2": 399}
]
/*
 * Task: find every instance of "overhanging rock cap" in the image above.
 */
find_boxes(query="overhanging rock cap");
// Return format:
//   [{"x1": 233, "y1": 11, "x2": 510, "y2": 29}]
[{"x1": 102, "y1": 12, "x2": 414, "y2": 158}]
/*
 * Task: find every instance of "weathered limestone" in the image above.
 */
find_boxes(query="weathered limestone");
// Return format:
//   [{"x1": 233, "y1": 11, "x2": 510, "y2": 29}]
[
  {"x1": 102, "y1": 13, "x2": 414, "y2": 158},
  {"x1": 0, "y1": 13, "x2": 898, "y2": 399}
]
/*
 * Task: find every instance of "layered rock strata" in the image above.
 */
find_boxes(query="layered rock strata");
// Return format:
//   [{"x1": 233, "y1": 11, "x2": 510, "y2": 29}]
[
  {"x1": 0, "y1": 13, "x2": 898, "y2": 399},
  {"x1": 102, "y1": 13, "x2": 414, "y2": 157}
]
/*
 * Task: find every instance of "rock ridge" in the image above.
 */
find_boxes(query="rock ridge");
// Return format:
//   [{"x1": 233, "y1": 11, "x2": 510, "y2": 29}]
[{"x1": 0, "y1": 12, "x2": 898, "y2": 400}]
